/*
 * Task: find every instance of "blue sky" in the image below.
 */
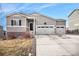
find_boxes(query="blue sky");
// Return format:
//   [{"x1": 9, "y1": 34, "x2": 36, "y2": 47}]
[{"x1": 0, "y1": 3, "x2": 79, "y2": 30}]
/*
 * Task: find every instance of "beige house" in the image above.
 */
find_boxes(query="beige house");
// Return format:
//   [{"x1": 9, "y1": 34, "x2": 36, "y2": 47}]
[
  {"x1": 6, "y1": 13, "x2": 66, "y2": 38},
  {"x1": 68, "y1": 9, "x2": 79, "y2": 31}
]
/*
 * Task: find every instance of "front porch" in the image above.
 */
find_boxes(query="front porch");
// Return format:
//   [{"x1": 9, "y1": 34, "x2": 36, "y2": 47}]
[{"x1": 26, "y1": 18, "x2": 35, "y2": 35}]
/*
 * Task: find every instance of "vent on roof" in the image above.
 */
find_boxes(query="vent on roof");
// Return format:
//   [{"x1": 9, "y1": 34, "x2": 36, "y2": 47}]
[{"x1": 44, "y1": 22, "x2": 47, "y2": 25}]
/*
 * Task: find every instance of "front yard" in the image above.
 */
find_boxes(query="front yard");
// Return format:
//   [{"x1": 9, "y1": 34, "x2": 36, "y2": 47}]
[{"x1": 0, "y1": 39, "x2": 32, "y2": 56}]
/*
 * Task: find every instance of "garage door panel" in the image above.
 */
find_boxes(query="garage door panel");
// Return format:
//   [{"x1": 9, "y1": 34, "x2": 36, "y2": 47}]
[
  {"x1": 56, "y1": 26, "x2": 65, "y2": 34},
  {"x1": 36, "y1": 25, "x2": 55, "y2": 35}
]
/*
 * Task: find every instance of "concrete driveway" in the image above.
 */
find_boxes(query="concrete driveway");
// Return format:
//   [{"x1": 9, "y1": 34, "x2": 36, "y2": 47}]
[{"x1": 35, "y1": 35, "x2": 79, "y2": 56}]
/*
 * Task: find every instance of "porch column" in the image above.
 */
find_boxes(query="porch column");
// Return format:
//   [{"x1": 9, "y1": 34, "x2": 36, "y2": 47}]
[{"x1": 33, "y1": 17, "x2": 36, "y2": 35}]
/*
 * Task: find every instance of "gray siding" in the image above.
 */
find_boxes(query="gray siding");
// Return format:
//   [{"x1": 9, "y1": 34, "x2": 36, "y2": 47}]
[
  {"x1": 7, "y1": 15, "x2": 27, "y2": 26},
  {"x1": 56, "y1": 21, "x2": 66, "y2": 25},
  {"x1": 7, "y1": 14, "x2": 28, "y2": 32},
  {"x1": 7, "y1": 27, "x2": 27, "y2": 32},
  {"x1": 69, "y1": 10, "x2": 79, "y2": 30},
  {"x1": 33, "y1": 14, "x2": 56, "y2": 25}
]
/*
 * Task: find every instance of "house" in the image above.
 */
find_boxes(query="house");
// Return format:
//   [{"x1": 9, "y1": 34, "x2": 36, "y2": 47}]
[
  {"x1": 6, "y1": 13, "x2": 66, "y2": 38},
  {"x1": 68, "y1": 9, "x2": 79, "y2": 32},
  {"x1": 0, "y1": 25, "x2": 5, "y2": 39}
]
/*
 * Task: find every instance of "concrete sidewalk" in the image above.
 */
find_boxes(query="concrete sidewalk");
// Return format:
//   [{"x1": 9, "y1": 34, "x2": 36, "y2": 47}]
[{"x1": 35, "y1": 35, "x2": 79, "y2": 56}]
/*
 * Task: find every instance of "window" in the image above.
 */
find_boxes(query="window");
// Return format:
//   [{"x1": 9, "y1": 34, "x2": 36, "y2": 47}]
[
  {"x1": 41, "y1": 27, "x2": 44, "y2": 28},
  {"x1": 50, "y1": 26, "x2": 53, "y2": 28},
  {"x1": 11, "y1": 20, "x2": 22, "y2": 26},
  {"x1": 56, "y1": 27, "x2": 64, "y2": 28},
  {"x1": 11, "y1": 20, "x2": 13, "y2": 26},
  {"x1": 11, "y1": 20, "x2": 16, "y2": 26},
  {"x1": 57, "y1": 27, "x2": 59, "y2": 28},
  {"x1": 61, "y1": 27, "x2": 64, "y2": 28},
  {"x1": 44, "y1": 22, "x2": 47, "y2": 25},
  {"x1": 14, "y1": 20, "x2": 16, "y2": 25},
  {"x1": 19, "y1": 20, "x2": 21, "y2": 26},
  {"x1": 38, "y1": 27, "x2": 40, "y2": 28}
]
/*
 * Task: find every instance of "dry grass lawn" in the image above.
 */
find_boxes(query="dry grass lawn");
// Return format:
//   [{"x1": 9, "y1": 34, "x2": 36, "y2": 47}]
[{"x1": 0, "y1": 39, "x2": 32, "y2": 56}]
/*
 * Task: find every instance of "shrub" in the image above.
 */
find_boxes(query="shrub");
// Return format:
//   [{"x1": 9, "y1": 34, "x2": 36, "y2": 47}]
[
  {"x1": 17, "y1": 32, "x2": 31, "y2": 39},
  {"x1": 9, "y1": 34, "x2": 16, "y2": 39}
]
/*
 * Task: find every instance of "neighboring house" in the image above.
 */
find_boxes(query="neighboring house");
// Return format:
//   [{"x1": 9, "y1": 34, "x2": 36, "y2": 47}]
[
  {"x1": 0, "y1": 25, "x2": 5, "y2": 39},
  {"x1": 68, "y1": 9, "x2": 79, "y2": 32},
  {"x1": 6, "y1": 13, "x2": 66, "y2": 38}
]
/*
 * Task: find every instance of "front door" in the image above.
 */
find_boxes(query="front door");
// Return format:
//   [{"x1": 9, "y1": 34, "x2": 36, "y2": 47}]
[{"x1": 30, "y1": 22, "x2": 33, "y2": 31}]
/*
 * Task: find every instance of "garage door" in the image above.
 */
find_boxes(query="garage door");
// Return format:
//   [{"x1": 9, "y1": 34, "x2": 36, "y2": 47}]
[
  {"x1": 56, "y1": 26, "x2": 65, "y2": 35},
  {"x1": 36, "y1": 25, "x2": 55, "y2": 35}
]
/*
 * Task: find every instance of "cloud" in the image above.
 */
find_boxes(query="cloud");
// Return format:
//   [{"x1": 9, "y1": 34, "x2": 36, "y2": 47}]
[
  {"x1": 0, "y1": 4, "x2": 30, "y2": 13},
  {"x1": 0, "y1": 4, "x2": 31, "y2": 18},
  {"x1": 0, "y1": 3, "x2": 57, "y2": 14},
  {"x1": 8, "y1": 4, "x2": 31, "y2": 14},
  {"x1": 19, "y1": 3, "x2": 57, "y2": 13},
  {"x1": 0, "y1": 3, "x2": 57, "y2": 18},
  {"x1": 33, "y1": 3, "x2": 57, "y2": 11},
  {"x1": 0, "y1": 4, "x2": 17, "y2": 14}
]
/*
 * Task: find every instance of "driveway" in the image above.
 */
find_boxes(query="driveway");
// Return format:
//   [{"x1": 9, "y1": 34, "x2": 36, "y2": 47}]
[{"x1": 35, "y1": 35, "x2": 79, "y2": 56}]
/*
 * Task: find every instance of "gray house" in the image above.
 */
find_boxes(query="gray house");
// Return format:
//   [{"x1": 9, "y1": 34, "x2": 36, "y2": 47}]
[{"x1": 6, "y1": 13, "x2": 66, "y2": 38}]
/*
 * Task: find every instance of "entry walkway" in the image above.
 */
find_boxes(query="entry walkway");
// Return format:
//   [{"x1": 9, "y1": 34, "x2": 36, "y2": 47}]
[{"x1": 35, "y1": 35, "x2": 79, "y2": 56}]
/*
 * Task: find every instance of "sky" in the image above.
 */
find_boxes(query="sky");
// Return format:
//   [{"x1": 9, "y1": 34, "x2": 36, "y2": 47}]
[{"x1": 0, "y1": 3, "x2": 79, "y2": 30}]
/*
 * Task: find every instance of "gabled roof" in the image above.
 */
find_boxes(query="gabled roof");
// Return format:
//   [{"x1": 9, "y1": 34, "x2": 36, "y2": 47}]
[
  {"x1": 68, "y1": 9, "x2": 79, "y2": 17},
  {"x1": 31, "y1": 12, "x2": 65, "y2": 22},
  {"x1": 7, "y1": 13, "x2": 29, "y2": 17},
  {"x1": 6, "y1": 12, "x2": 65, "y2": 22},
  {"x1": 55, "y1": 19, "x2": 66, "y2": 22},
  {"x1": 31, "y1": 12, "x2": 56, "y2": 21}
]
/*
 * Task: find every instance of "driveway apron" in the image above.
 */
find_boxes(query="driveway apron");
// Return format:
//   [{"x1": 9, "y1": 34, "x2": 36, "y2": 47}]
[{"x1": 35, "y1": 35, "x2": 71, "y2": 56}]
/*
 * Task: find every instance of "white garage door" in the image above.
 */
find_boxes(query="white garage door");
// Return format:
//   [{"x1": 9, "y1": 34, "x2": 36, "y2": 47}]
[
  {"x1": 56, "y1": 26, "x2": 65, "y2": 35},
  {"x1": 36, "y1": 25, "x2": 55, "y2": 35}
]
